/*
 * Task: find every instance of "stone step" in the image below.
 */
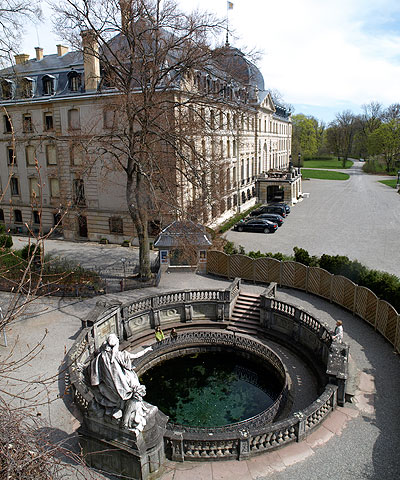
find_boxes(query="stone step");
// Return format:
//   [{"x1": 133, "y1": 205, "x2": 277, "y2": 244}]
[
  {"x1": 231, "y1": 312, "x2": 260, "y2": 323},
  {"x1": 239, "y1": 292, "x2": 261, "y2": 299},
  {"x1": 234, "y1": 300, "x2": 261, "y2": 309},
  {"x1": 232, "y1": 308, "x2": 260, "y2": 317}
]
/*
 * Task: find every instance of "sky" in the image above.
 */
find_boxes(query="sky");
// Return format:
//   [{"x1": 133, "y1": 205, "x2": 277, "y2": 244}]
[{"x1": 20, "y1": 0, "x2": 400, "y2": 123}]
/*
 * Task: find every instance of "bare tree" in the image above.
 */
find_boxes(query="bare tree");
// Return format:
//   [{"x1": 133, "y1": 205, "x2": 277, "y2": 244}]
[
  {"x1": 0, "y1": 0, "x2": 42, "y2": 65},
  {"x1": 326, "y1": 110, "x2": 357, "y2": 166},
  {"x1": 52, "y1": 0, "x2": 250, "y2": 279}
]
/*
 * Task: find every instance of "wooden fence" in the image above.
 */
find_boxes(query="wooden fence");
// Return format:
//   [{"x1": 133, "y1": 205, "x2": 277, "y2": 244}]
[{"x1": 207, "y1": 251, "x2": 400, "y2": 354}]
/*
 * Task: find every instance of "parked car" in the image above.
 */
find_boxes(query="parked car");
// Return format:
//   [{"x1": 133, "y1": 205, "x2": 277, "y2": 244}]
[
  {"x1": 270, "y1": 202, "x2": 291, "y2": 214},
  {"x1": 256, "y1": 213, "x2": 284, "y2": 227},
  {"x1": 250, "y1": 205, "x2": 286, "y2": 218},
  {"x1": 233, "y1": 218, "x2": 278, "y2": 233}
]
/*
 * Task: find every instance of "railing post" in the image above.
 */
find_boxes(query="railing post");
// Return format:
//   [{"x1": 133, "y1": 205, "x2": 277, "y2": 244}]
[
  {"x1": 184, "y1": 305, "x2": 193, "y2": 322},
  {"x1": 295, "y1": 412, "x2": 306, "y2": 442},
  {"x1": 170, "y1": 434, "x2": 184, "y2": 462},
  {"x1": 238, "y1": 430, "x2": 250, "y2": 460}
]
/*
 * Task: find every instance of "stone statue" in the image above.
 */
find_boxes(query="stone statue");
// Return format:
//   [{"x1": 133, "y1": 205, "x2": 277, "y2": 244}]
[{"x1": 89, "y1": 333, "x2": 153, "y2": 434}]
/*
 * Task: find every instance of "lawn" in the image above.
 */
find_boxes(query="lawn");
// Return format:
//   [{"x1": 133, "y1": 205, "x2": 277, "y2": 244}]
[
  {"x1": 301, "y1": 169, "x2": 350, "y2": 180},
  {"x1": 303, "y1": 158, "x2": 353, "y2": 169},
  {"x1": 379, "y1": 179, "x2": 398, "y2": 189}
]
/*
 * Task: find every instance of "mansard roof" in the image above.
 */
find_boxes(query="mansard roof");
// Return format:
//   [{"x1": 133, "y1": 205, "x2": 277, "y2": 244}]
[{"x1": 0, "y1": 51, "x2": 85, "y2": 100}]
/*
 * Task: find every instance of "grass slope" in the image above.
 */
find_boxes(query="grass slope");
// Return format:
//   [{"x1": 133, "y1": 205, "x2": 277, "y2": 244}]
[
  {"x1": 303, "y1": 158, "x2": 353, "y2": 169},
  {"x1": 302, "y1": 169, "x2": 350, "y2": 180},
  {"x1": 379, "y1": 179, "x2": 398, "y2": 189}
]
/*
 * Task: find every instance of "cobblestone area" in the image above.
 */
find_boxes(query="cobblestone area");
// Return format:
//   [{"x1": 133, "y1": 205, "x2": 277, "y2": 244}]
[{"x1": 225, "y1": 161, "x2": 400, "y2": 277}]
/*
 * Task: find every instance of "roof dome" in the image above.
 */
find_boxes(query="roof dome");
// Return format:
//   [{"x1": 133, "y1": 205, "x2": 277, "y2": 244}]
[{"x1": 212, "y1": 45, "x2": 264, "y2": 91}]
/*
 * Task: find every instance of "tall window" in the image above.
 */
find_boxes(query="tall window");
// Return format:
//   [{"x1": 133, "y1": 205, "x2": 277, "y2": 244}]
[
  {"x1": 53, "y1": 212, "x2": 62, "y2": 227},
  {"x1": 21, "y1": 78, "x2": 33, "y2": 98},
  {"x1": 10, "y1": 177, "x2": 19, "y2": 196},
  {"x1": 29, "y1": 178, "x2": 40, "y2": 198},
  {"x1": 3, "y1": 115, "x2": 11, "y2": 133},
  {"x1": 46, "y1": 144, "x2": 57, "y2": 165},
  {"x1": 0, "y1": 208, "x2": 4, "y2": 222},
  {"x1": 109, "y1": 216, "x2": 123, "y2": 234},
  {"x1": 103, "y1": 108, "x2": 116, "y2": 129},
  {"x1": 7, "y1": 147, "x2": 16, "y2": 165},
  {"x1": 42, "y1": 75, "x2": 55, "y2": 95},
  {"x1": 68, "y1": 71, "x2": 81, "y2": 92},
  {"x1": 26, "y1": 145, "x2": 36, "y2": 166},
  {"x1": 68, "y1": 108, "x2": 80, "y2": 130},
  {"x1": 33, "y1": 210, "x2": 40, "y2": 224},
  {"x1": 44, "y1": 113, "x2": 53, "y2": 131},
  {"x1": 23, "y1": 114, "x2": 33, "y2": 132},
  {"x1": 210, "y1": 109, "x2": 214, "y2": 129},
  {"x1": 14, "y1": 209, "x2": 22, "y2": 223},
  {"x1": 49, "y1": 178, "x2": 59, "y2": 198},
  {"x1": 73, "y1": 179, "x2": 85, "y2": 205},
  {"x1": 70, "y1": 144, "x2": 84, "y2": 165},
  {"x1": 1, "y1": 79, "x2": 12, "y2": 99}
]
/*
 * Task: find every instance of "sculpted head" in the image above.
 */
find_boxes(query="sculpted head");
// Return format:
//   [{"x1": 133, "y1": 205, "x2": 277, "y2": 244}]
[{"x1": 105, "y1": 333, "x2": 120, "y2": 363}]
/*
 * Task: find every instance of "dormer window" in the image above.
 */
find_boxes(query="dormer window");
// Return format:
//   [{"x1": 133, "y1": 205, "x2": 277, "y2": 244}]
[
  {"x1": 68, "y1": 71, "x2": 81, "y2": 92},
  {"x1": 42, "y1": 75, "x2": 55, "y2": 95},
  {"x1": 1, "y1": 79, "x2": 13, "y2": 99},
  {"x1": 21, "y1": 77, "x2": 33, "y2": 98}
]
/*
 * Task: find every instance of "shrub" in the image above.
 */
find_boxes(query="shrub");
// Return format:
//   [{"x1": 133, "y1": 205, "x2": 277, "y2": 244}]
[
  {"x1": 293, "y1": 246, "x2": 319, "y2": 266},
  {"x1": 218, "y1": 204, "x2": 261, "y2": 234},
  {"x1": 20, "y1": 244, "x2": 42, "y2": 261},
  {"x1": 0, "y1": 234, "x2": 13, "y2": 249},
  {"x1": 0, "y1": 225, "x2": 13, "y2": 249}
]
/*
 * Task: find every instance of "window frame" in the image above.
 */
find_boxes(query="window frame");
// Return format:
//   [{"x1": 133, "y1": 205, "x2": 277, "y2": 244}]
[{"x1": 109, "y1": 216, "x2": 124, "y2": 234}]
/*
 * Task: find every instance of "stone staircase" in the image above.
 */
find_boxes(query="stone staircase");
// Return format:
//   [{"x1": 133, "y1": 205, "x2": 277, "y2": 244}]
[{"x1": 228, "y1": 292, "x2": 261, "y2": 335}]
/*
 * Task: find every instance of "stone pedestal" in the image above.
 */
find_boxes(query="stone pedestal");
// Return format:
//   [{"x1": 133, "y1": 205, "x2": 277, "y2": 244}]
[{"x1": 79, "y1": 405, "x2": 168, "y2": 480}]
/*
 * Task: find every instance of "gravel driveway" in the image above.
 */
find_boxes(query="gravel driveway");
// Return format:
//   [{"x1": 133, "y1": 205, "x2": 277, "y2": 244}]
[{"x1": 225, "y1": 161, "x2": 400, "y2": 276}]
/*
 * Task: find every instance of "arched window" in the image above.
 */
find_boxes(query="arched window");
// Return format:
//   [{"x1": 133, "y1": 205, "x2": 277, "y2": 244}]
[
  {"x1": 42, "y1": 75, "x2": 55, "y2": 95},
  {"x1": 68, "y1": 71, "x2": 81, "y2": 92}
]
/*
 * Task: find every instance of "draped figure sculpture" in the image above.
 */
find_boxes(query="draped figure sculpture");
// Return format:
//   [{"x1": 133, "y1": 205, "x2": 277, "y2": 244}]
[{"x1": 90, "y1": 333, "x2": 153, "y2": 434}]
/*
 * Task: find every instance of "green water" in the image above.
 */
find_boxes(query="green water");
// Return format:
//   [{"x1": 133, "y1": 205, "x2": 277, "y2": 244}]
[{"x1": 141, "y1": 351, "x2": 280, "y2": 427}]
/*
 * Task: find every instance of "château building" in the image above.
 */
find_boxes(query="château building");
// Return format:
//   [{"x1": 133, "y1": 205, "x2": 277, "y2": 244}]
[{"x1": 0, "y1": 33, "x2": 298, "y2": 243}]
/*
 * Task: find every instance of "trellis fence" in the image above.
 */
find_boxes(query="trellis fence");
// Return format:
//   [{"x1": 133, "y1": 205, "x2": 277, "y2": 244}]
[{"x1": 207, "y1": 251, "x2": 400, "y2": 353}]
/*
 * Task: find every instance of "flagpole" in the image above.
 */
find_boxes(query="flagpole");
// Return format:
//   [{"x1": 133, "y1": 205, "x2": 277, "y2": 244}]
[
  {"x1": 226, "y1": 1, "x2": 232, "y2": 46},
  {"x1": 226, "y1": 1, "x2": 229, "y2": 46}
]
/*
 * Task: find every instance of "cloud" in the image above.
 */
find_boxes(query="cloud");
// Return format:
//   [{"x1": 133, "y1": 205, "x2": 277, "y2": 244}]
[{"x1": 184, "y1": 0, "x2": 400, "y2": 120}]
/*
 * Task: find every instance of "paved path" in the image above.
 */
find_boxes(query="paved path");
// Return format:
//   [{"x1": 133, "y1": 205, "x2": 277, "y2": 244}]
[
  {"x1": 1, "y1": 272, "x2": 399, "y2": 479},
  {"x1": 225, "y1": 161, "x2": 400, "y2": 277}
]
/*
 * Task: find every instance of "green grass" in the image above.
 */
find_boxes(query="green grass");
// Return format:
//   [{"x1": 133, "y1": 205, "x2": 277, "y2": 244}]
[
  {"x1": 379, "y1": 179, "x2": 398, "y2": 189},
  {"x1": 302, "y1": 158, "x2": 353, "y2": 169},
  {"x1": 301, "y1": 169, "x2": 350, "y2": 180}
]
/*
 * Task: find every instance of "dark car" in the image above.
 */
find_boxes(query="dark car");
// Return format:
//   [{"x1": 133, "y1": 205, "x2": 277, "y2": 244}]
[
  {"x1": 270, "y1": 202, "x2": 291, "y2": 214},
  {"x1": 233, "y1": 218, "x2": 278, "y2": 233},
  {"x1": 256, "y1": 213, "x2": 284, "y2": 226},
  {"x1": 250, "y1": 205, "x2": 286, "y2": 218}
]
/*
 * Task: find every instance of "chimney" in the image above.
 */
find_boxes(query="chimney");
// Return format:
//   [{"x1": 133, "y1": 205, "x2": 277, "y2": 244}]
[
  {"x1": 57, "y1": 44, "x2": 69, "y2": 56},
  {"x1": 80, "y1": 30, "x2": 100, "y2": 92},
  {"x1": 35, "y1": 47, "x2": 43, "y2": 61},
  {"x1": 14, "y1": 54, "x2": 30, "y2": 65}
]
